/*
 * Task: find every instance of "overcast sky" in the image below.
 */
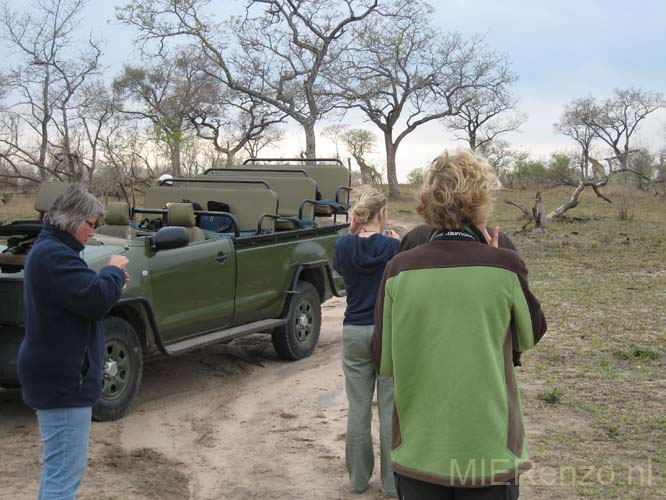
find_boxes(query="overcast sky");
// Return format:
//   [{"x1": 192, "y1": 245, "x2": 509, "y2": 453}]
[{"x1": 5, "y1": 0, "x2": 666, "y2": 180}]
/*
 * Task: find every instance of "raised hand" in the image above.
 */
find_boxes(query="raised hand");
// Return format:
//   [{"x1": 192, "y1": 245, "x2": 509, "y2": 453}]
[{"x1": 480, "y1": 225, "x2": 500, "y2": 248}]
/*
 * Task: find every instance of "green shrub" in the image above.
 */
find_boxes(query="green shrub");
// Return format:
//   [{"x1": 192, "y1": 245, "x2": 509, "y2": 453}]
[{"x1": 406, "y1": 167, "x2": 426, "y2": 186}]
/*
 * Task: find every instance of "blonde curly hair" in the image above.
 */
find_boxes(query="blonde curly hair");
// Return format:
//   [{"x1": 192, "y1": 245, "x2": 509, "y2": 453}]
[
  {"x1": 416, "y1": 150, "x2": 499, "y2": 230},
  {"x1": 351, "y1": 189, "x2": 387, "y2": 224}
]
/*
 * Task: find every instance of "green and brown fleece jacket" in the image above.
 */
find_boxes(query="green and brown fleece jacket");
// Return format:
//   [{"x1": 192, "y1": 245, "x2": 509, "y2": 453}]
[{"x1": 371, "y1": 227, "x2": 546, "y2": 487}]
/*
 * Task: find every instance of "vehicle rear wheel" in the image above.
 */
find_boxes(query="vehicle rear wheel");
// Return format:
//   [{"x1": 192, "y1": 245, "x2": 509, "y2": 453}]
[
  {"x1": 92, "y1": 316, "x2": 143, "y2": 422},
  {"x1": 272, "y1": 281, "x2": 321, "y2": 360}
]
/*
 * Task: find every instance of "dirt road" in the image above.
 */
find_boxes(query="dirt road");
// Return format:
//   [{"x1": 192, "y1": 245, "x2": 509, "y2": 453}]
[
  {"x1": 0, "y1": 298, "x2": 398, "y2": 500},
  {"x1": 1, "y1": 295, "x2": 567, "y2": 500}
]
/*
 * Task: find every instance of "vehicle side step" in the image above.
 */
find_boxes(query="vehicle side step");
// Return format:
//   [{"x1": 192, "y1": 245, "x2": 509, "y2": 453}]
[{"x1": 164, "y1": 318, "x2": 287, "y2": 355}]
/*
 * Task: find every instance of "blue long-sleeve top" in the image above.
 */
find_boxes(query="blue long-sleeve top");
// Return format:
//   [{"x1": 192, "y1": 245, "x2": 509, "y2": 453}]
[
  {"x1": 17, "y1": 224, "x2": 125, "y2": 409},
  {"x1": 334, "y1": 233, "x2": 399, "y2": 325}
]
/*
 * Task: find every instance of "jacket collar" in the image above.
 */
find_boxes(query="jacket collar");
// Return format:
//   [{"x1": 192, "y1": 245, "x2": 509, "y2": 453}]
[
  {"x1": 430, "y1": 225, "x2": 488, "y2": 244},
  {"x1": 41, "y1": 224, "x2": 85, "y2": 253}
]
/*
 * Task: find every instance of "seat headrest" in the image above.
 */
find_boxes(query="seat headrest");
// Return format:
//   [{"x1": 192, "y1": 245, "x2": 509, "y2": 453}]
[
  {"x1": 34, "y1": 182, "x2": 73, "y2": 213},
  {"x1": 104, "y1": 202, "x2": 130, "y2": 225},
  {"x1": 167, "y1": 203, "x2": 196, "y2": 227}
]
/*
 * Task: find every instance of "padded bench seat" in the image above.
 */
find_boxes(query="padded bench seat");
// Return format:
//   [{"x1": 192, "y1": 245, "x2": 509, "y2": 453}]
[
  {"x1": 196, "y1": 174, "x2": 318, "y2": 229},
  {"x1": 143, "y1": 186, "x2": 279, "y2": 233},
  {"x1": 205, "y1": 163, "x2": 351, "y2": 216},
  {"x1": 230, "y1": 163, "x2": 351, "y2": 216}
]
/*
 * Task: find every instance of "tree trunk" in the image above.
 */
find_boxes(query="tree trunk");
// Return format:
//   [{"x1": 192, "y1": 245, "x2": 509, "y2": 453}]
[
  {"x1": 469, "y1": 131, "x2": 477, "y2": 152},
  {"x1": 546, "y1": 184, "x2": 585, "y2": 220},
  {"x1": 38, "y1": 118, "x2": 49, "y2": 181},
  {"x1": 88, "y1": 145, "x2": 97, "y2": 185},
  {"x1": 545, "y1": 176, "x2": 611, "y2": 221},
  {"x1": 532, "y1": 192, "x2": 544, "y2": 228},
  {"x1": 304, "y1": 122, "x2": 316, "y2": 159},
  {"x1": 170, "y1": 139, "x2": 181, "y2": 177},
  {"x1": 384, "y1": 131, "x2": 400, "y2": 198},
  {"x1": 38, "y1": 72, "x2": 50, "y2": 181},
  {"x1": 225, "y1": 150, "x2": 235, "y2": 167},
  {"x1": 581, "y1": 149, "x2": 589, "y2": 178},
  {"x1": 61, "y1": 105, "x2": 79, "y2": 180}
]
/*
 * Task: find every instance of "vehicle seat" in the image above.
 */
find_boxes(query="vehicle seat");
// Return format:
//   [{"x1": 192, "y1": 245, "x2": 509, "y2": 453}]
[
  {"x1": 167, "y1": 203, "x2": 205, "y2": 242},
  {"x1": 96, "y1": 202, "x2": 136, "y2": 239},
  {"x1": 34, "y1": 182, "x2": 73, "y2": 217}
]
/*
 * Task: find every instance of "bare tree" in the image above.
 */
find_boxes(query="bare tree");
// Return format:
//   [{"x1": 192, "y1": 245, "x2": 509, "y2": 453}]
[
  {"x1": 580, "y1": 88, "x2": 664, "y2": 171},
  {"x1": 478, "y1": 139, "x2": 515, "y2": 176},
  {"x1": 97, "y1": 122, "x2": 155, "y2": 204},
  {"x1": 242, "y1": 125, "x2": 285, "y2": 160},
  {"x1": 0, "y1": 0, "x2": 101, "y2": 182},
  {"x1": 113, "y1": 49, "x2": 218, "y2": 176},
  {"x1": 322, "y1": 123, "x2": 350, "y2": 159},
  {"x1": 328, "y1": 0, "x2": 511, "y2": 197},
  {"x1": 554, "y1": 97, "x2": 596, "y2": 178},
  {"x1": 444, "y1": 81, "x2": 525, "y2": 152},
  {"x1": 0, "y1": 71, "x2": 8, "y2": 104},
  {"x1": 117, "y1": 0, "x2": 379, "y2": 158},
  {"x1": 190, "y1": 89, "x2": 286, "y2": 166},
  {"x1": 74, "y1": 79, "x2": 122, "y2": 183}
]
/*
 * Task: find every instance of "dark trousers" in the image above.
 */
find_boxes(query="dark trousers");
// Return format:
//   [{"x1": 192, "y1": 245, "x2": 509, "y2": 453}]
[{"x1": 395, "y1": 473, "x2": 519, "y2": 500}]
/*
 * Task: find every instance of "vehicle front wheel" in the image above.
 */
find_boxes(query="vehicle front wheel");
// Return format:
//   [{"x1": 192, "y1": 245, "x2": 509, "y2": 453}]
[
  {"x1": 272, "y1": 281, "x2": 321, "y2": 360},
  {"x1": 92, "y1": 316, "x2": 143, "y2": 422}
]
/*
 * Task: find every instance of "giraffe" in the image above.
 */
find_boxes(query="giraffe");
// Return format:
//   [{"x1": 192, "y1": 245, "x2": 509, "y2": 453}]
[{"x1": 588, "y1": 157, "x2": 606, "y2": 178}]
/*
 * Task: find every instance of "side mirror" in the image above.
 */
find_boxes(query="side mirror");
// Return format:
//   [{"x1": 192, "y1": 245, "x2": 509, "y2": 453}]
[{"x1": 149, "y1": 226, "x2": 189, "y2": 252}]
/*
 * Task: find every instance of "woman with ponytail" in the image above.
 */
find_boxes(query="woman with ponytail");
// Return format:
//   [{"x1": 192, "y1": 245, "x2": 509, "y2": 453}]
[{"x1": 333, "y1": 189, "x2": 400, "y2": 497}]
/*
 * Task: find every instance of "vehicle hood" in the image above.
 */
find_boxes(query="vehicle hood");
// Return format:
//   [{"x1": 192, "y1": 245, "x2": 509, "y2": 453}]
[
  {"x1": 0, "y1": 237, "x2": 125, "y2": 278},
  {"x1": 81, "y1": 241, "x2": 125, "y2": 270}
]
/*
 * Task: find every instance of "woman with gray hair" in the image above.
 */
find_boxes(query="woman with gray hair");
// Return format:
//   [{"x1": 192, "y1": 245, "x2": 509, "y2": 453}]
[{"x1": 17, "y1": 183, "x2": 128, "y2": 500}]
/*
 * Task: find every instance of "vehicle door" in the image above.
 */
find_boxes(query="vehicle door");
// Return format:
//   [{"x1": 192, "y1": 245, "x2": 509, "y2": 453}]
[{"x1": 147, "y1": 236, "x2": 236, "y2": 343}]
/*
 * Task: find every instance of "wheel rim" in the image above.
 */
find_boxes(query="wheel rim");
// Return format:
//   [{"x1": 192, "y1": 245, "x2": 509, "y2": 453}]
[
  {"x1": 102, "y1": 339, "x2": 131, "y2": 400},
  {"x1": 294, "y1": 300, "x2": 314, "y2": 343}
]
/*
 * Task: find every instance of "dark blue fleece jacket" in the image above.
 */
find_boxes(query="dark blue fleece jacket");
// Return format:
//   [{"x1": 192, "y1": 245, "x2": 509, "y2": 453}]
[
  {"x1": 17, "y1": 224, "x2": 125, "y2": 409},
  {"x1": 334, "y1": 233, "x2": 399, "y2": 325}
]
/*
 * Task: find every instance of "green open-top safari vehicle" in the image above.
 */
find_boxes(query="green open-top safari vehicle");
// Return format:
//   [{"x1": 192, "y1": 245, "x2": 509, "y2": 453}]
[{"x1": 0, "y1": 159, "x2": 350, "y2": 420}]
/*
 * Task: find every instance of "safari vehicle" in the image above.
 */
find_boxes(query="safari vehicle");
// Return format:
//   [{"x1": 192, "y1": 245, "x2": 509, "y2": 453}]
[{"x1": 0, "y1": 167, "x2": 348, "y2": 421}]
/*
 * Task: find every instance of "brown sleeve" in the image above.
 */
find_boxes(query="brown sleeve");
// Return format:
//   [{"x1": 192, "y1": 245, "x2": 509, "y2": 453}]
[
  {"x1": 498, "y1": 230, "x2": 518, "y2": 252},
  {"x1": 515, "y1": 255, "x2": 547, "y2": 346},
  {"x1": 371, "y1": 265, "x2": 391, "y2": 370},
  {"x1": 396, "y1": 224, "x2": 432, "y2": 254},
  {"x1": 497, "y1": 229, "x2": 520, "y2": 363}
]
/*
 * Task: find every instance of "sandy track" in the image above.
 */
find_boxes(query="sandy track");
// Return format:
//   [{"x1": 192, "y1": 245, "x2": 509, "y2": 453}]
[
  {"x1": 1, "y1": 295, "x2": 576, "y2": 499},
  {"x1": 0, "y1": 298, "x2": 395, "y2": 500}
]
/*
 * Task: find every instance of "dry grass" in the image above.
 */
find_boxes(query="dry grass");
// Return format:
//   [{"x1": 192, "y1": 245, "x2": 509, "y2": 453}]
[
  {"x1": 0, "y1": 191, "x2": 142, "y2": 223},
  {"x1": 0, "y1": 193, "x2": 37, "y2": 222}
]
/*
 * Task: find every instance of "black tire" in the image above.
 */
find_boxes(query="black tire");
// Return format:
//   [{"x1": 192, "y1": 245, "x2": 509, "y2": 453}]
[
  {"x1": 272, "y1": 281, "x2": 321, "y2": 360},
  {"x1": 92, "y1": 316, "x2": 143, "y2": 422}
]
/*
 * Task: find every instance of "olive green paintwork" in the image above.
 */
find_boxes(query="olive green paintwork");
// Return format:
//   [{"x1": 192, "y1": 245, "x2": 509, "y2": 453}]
[{"x1": 0, "y1": 224, "x2": 346, "y2": 374}]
